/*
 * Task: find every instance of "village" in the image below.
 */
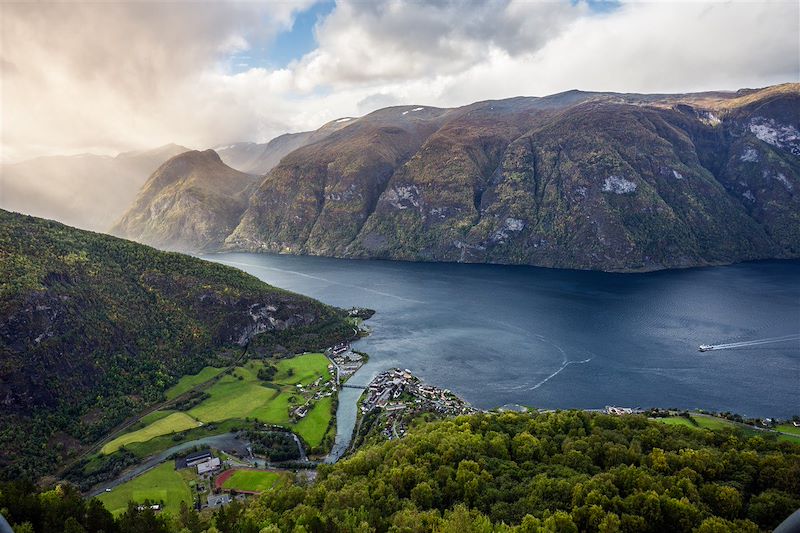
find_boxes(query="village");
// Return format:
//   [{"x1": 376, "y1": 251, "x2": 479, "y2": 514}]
[{"x1": 359, "y1": 368, "x2": 474, "y2": 440}]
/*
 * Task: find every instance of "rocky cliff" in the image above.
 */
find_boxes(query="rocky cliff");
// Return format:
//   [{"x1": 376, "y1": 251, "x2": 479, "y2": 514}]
[{"x1": 224, "y1": 84, "x2": 799, "y2": 271}]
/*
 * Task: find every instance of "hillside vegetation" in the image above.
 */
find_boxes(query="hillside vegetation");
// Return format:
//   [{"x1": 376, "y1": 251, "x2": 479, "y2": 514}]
[
  {"x1": 2, "y1": 411, "x2": 798, "y2": 532},
  {"x1": 111, "y1": 150, "x2": 260, "y2": 251},
  {"x1": 0, "y1": 209, "x2": 351, "y2": 480},
  {"x1": 223, "y1": 83, "x2": 800, "y2": 271}
]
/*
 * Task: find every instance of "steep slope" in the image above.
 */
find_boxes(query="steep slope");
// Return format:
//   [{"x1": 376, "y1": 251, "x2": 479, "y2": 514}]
[
  {"x1": 111, "y1": 150, "x2": 259, "y2": 251},
  {"x1": 227, "y1": 83, "x2": 799, "y2": 271},
  {"x1": 216, "y1": 120, "x2": 356, "y2": 175},
  {"x1": 0, "y1": 209, "x2": 352, "y2": 479},
  {"x1": 0, "y1": 144, "x2": 188, "y2": 232},
  {"x1": 226, "y1": 106, "x2": 461, "y2": 254}
]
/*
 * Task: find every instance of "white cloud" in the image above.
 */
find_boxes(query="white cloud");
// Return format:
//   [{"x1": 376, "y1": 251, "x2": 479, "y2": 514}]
[{"x1": 1, "y1": 0, "x2": 797, "y2": 162}]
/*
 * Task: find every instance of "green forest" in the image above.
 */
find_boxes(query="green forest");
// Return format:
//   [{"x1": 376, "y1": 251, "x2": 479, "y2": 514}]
[
  {"x1": 0, "y1": 209, "x2": 352, "y2": 480},
  {"x1": 2, "y1": 410, "x2": 798, "y2": 532}
]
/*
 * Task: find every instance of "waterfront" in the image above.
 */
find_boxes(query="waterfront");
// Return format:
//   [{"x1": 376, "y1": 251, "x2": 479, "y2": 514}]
[{"x1": 208, "y1": 254, "x2": 800, "y2": 419}]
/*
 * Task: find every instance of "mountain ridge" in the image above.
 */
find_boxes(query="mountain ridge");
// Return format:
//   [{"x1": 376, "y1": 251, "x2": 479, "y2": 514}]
[
  {"x1": 110, "y1": 149, "x2": 260, "y2": 251},
  {"x1": 86, "y1": 83, "x2": 800, "y2": 272}
]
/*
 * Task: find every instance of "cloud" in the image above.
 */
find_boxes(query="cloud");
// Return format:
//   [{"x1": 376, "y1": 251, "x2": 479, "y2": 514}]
[{"x1": 1, "y1": 0, "x2": 797, "y2": 162}]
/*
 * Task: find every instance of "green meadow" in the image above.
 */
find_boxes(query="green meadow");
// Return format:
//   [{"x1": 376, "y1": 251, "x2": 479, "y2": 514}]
[
  {"x1": 165, "y1": 366, "x2": 225, "y2": 400},
  {"x1": 102, "y1": 412, "x2": 203, "y2": 454},
  {"x1": 295, "y1": 396, "x2": 334, "y2": 448},
  {"x1": 99, "y1": 353, "x2": 335, "y2": 459},
  {"x1": 97, "y1": 462, "x2": 193, "y2": 516}
]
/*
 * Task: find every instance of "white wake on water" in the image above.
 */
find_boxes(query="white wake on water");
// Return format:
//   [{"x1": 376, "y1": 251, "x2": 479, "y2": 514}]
[{"x1": 703, "y1": 334, "x2": 800, "y2": 351}]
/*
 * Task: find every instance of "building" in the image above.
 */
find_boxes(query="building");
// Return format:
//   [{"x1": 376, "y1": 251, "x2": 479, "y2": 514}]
[
  {"x1": 185, "y1": 450, "x2": 212, "y2": 467},
  {"x1": 197, "y1": 457, "x2": 221, "y2": 475}
]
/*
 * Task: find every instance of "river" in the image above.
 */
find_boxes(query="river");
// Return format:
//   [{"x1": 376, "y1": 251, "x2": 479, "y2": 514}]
[{"x1": 207, "y1": 254, "x2": 800, "y2": 435}]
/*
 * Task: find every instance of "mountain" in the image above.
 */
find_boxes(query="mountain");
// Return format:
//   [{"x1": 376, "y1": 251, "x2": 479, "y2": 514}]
[
  {"x1": 220, "y1": 83, "x2": 799, "y2": 271},
  {"x1": 215, "y1": 120, "x2": 356, "y2": 175},
  {"x1": 111, "y1": 150, "x2": 260, "y2": 251},
  {"x1": 0, "y1": 209, "x2": 351, "y2": 479},
  {"x1": 0, "y1": 144, "x2": 189, "y2": 232}
]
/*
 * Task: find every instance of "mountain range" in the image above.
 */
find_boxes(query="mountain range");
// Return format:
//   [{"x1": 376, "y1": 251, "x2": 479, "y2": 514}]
[{"x1": 9, "y1": 83, "x2": 800, "y2": 271}]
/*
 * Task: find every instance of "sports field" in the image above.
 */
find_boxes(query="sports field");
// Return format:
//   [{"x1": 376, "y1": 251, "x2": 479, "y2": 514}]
[
  {"x1": 216, "y1": 469, "x2": 283, "y2": 493},
  {"x1": 102, "y1": 412, "x2": 202, "y2": 454},
  {"x1": 97, "y1": 462, "x2": 192, "y2": 515}
]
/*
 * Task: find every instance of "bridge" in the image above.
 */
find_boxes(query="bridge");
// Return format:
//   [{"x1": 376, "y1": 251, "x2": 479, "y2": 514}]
[{"x1": 340, "y1": 384, "x2": 366, "y2": 390}]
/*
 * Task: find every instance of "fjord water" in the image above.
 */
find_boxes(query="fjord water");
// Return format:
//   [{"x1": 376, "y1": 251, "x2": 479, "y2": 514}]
[{"x1": 209, "y1": 253, "x2": 799, "y2": 418}]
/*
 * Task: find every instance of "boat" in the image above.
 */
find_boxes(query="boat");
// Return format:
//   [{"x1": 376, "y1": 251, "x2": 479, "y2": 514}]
[{"x1": 698, "y1": 344, "x2": 714, "y2": 352}]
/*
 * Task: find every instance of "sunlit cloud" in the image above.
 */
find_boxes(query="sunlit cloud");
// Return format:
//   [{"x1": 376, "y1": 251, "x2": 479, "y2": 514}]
[{"x1": 1, "y1": 0, "x2": 797, "y2": 162}]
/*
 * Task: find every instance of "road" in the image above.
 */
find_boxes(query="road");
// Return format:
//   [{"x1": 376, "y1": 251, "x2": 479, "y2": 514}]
[{"x1": 88, "y1": 433, "x2": 250, "y2": 497}]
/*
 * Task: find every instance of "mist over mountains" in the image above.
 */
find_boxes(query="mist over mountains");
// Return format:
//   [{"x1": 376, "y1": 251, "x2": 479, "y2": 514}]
[{"x1": 0, "y1": 144, "x2": 189, "y2": 232}]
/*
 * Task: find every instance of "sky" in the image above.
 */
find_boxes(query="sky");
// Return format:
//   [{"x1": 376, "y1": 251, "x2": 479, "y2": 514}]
[{"x1": 1, "y1": 0, "x2": 798, "y2": 162}]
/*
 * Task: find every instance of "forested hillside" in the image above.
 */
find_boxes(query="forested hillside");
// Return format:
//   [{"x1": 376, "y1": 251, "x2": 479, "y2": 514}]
[
  {"x1": 2, "y1": 411, "x2": 798, "y2": 532},
  {"x1": 0, "y1": 210, "x2": 351, "y2": 480}
]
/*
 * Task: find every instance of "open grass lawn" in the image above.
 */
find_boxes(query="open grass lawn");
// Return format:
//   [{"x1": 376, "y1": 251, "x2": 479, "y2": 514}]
[
  {"x1": 778, "y1": 433, "x2": 800, "y2": 445},
  {"x1": 295, "y1": 396, "x2": 333, "y2": 448},
  {"x1": 139, "y1": 410, "x2": 175, "y2": 426},
  {"x1": 274, "y1": 353, "x2": 330, "y2": 385},
  {"x1": 220, "y1": 469, "x2": 283, "y2": 493},
  {"x1": 165, "y1": 366, "x2": 225, "y2": 400},
  {"x1": 692, "y1": 414, "x2": 738, "y2": 430},
  {"x1": 97, "y1": 462, "x2": 192, "y2": 516},
  {"x1": 654, "y1": 416, "x2": 697, "y2": 428},
  {"x1": 122, "y1": 419, "x2": 246, "y2": 458},
  {"x1": 102, "y1": 412, "x2": 202, "y2": 454},
  {"x1": 776, "y1": 423, "x2": 800, "y2": 436},
  {"x1": 188, "y1": 369, "x2": 285, "y2": 423},
  {"x1": 99, "y1": 354, "x2": 333, "y2": 464}
]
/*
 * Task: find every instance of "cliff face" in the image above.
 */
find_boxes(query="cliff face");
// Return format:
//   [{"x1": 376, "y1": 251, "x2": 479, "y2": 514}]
[
  {"x1": 111, "y1": 149, "x2": 259, "y2": 251},
  {"x1": 223, "y1": 84, "x2": 799, "y2": 271}
]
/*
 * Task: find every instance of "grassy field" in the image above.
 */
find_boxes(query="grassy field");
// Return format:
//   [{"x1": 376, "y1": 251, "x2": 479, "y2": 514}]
[
  {"x1": 102, "y1": 412, "x2": 202, "y2": 454},
  {"x1": 219, "y1": 469, "x2": 283, "y2": 493},
  {"x1": 121, "y1": 419, "x2": 246, "y2": 458},
  {"x1": 295, "y1": 396, "x2": 334, "y2": 448},
  {"x1": 692, "y1": 414, "x2": 738, "y2": 430},
  {"x1": 139, "y1": 410, "x2": 174, "y2": 426},
  {"x1": 655, "y1": 416, "x2": 697, "y2": 428},
  {"x1": 653, "y1": 414, "x2": 800, "y2": 444},
  {"x1": 97, "y1": 462, "x2": 193, "y2": 516},
  {"x1": 188, "y1": 364, "x2": 293, "y2": 424},
  {"x1": 274, "y1": 353, "x2": 330, "y2": 385},
  {"x1": 776, "y1": 423, "x2": 800, "y2": 436},
  {"x1": 98, "y1": 354, "x2": 333, "y2": 462},
  {"x1": 165, "y1": 366, "x2": 225, "y2": 400}
]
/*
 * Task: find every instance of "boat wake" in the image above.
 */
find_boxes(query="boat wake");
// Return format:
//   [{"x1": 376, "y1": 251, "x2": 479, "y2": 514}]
[
  {"x1": 505, "y1": 333, "x2": 595, "y2": 391},
  {"x1": 526, "y1": 356, "x2": 594, "y2": 391},
  {"x1": 700, "y1": 334, "x2": 800, "y2": 352}
]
